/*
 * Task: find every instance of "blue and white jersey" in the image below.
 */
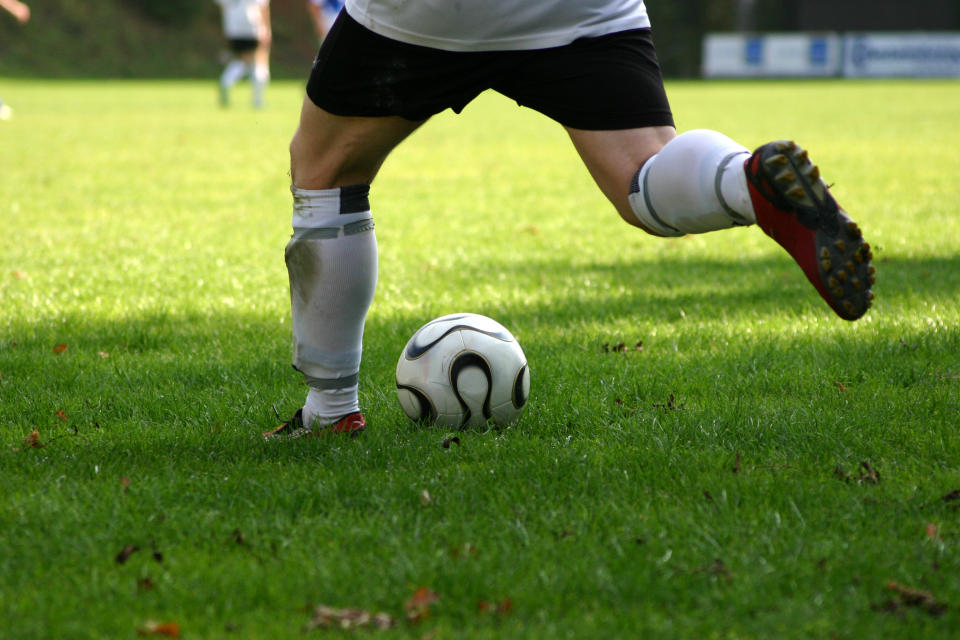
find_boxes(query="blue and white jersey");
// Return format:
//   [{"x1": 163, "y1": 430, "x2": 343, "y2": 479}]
[{"x1": 344, "y1": 0, "x2": 649, "y2": 52}]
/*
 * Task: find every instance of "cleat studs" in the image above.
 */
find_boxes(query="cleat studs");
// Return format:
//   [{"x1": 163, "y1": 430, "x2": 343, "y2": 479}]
[
  {"x1": 845, "y1": 261, "x2": 855, "y2": 272},
  {"x1": 866, "y1": 291, "x2": 875, "y2": 302},
  {"x1": 797, "y1": 149, "x2": 810, "y2": 163},
  {"x1": 843, "y1": 301, "x2": 855, "y2": 314},
  {"x1": 868, "y1": 275, "x2": 877, "y2": 285},
  {"x1": 868, "y1": 265, "x2": 876, "y2": 276},
  {"x1": 861, "y1": 242, "x2": 871, "y2": 252},
  {"x1": 766, "y1": 153, "x2": 789, "y2": 167},
  {"x1": 832, "y1": 287, "x2": 844, "y2": 298},
  {"x1": 834, "y1": 240, "x2": 846, "y2": 252},
  {"x1": 820, "y1": 248, "x2": 831, "y2": 259},
  {"x1": 855, "y1": 252, "x2": 864, "y2": 263},
  {"x1": 852, "y1": 278, "x2": 862, "y2": 290},
  {"x1": 787, "y1": 186, "x2": 805, "y2": 200},
  {"x1": 821, "y1": 259, "x2": 832, "y2": 272},
  {"x1": 828, "y1": 276, "x2": 840, "y2": 288},
  {"x1": 808, "y1": 165, "x2": 821, "y2": 181},
  {"x1": 846, "y1": 222, "x2": 863, "y2": 238},
  {"x1": 837, "y1": 270, "x2": 848, "y2": 282},
  {"x1": 776, "y1": 170, "x2": 796, "y2": 184}
]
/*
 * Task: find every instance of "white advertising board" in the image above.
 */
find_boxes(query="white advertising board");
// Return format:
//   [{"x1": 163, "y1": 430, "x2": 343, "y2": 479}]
[
  {"x1": 704, "y1": 32, "x2": 960, "y2": 78},
  {"x1": 843, "y1": 32, "x2": 960, "y2": 77},
  {"x1": 703, "y1": 33, "x2": 842, "y2": 77}
]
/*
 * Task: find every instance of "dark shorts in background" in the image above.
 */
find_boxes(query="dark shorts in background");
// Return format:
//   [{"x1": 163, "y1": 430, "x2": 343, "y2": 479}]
[
  {"x1": 306, "y1": 11, "x2": 674, "y2": 131},
  {"x1": 228, "y1": 38, "x2": 260, "y2": 54}
]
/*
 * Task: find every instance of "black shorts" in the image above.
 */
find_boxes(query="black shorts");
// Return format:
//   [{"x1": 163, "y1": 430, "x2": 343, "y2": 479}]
[
  {"x1": 306, "y1": 12, "x2": 674, "y2": 131},
  {"x1": 228, "y1": 38, "x2": 260, "y2": 54}
]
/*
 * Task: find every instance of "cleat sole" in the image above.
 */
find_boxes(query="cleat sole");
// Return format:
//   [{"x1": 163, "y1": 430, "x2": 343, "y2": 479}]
[{"x1": 747, "y1": 139, "x2": 875, "y2": 320}]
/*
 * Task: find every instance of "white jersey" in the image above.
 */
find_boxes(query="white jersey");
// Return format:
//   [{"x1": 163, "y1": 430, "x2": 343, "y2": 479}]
[
  {"x1": 344, "y1": 0, "x2": 649, "y2": 52},
  {"x1": 215, "y1": 0, "x2": 269, "y2": 40}
]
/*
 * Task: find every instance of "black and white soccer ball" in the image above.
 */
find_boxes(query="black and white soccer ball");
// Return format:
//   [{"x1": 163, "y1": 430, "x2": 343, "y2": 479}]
[{"x1": 396, "y1": 313, "x2": 530, "y2": 429}]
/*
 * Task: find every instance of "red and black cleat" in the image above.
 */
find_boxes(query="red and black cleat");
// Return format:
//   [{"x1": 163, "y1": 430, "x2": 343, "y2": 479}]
[
  {"x1": 262, "y1": 409, "x2": 366, "y2": 440},
  {"x1": 746, "y1": 140, "x2": 875, "y2": 321}
]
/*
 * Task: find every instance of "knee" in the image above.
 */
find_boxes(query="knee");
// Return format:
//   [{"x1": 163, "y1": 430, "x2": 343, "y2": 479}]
[{"x1": 289, "y1": 130, "x2": 338, "y2": 190}]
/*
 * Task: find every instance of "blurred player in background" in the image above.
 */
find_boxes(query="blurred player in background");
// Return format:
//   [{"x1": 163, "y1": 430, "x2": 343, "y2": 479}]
[
  {"x1": 214, "y1": 0, "x2": 271, "y2": 108},
  {"x1": 0, "y1": 0, "x2": 30, "y2": 120},
  {"x1": 306, "y1": 0, "x2": 344, "y2": 43},
  {"x1": 265, "y1": 0, "x2": 876, "y2": 439}
]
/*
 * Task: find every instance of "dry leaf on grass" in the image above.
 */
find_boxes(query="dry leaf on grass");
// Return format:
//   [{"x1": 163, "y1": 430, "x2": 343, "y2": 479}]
[
  {"x1": 873, "y1": 581, "x2": 948, "y2": 617},
  {"x1": 405, "y1": 587, "x2": 440, "y2": 623},
  {"x1": 136, "y1": 621, "x2": 180, "y2": 637},
  {"x1": 116, "y1": 544, "x2": 140, "y2": 564},
  {"x1": 21, "y1": 430, "x2": 46, "y2": 449}
]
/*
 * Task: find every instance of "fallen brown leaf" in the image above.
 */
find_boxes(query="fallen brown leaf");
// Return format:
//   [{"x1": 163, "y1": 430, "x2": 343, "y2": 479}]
[
  {"x1": 22, "y1": 430, "x2": 46, "y2": 449},
  {"x1": 116, "y1": 544, "x2": 140, "y2": 564},
  {"x1": 53, "y1": 343, "x2": 67, "y2": 354},
  {"x1": 478, "y1": 598, "x2": 512, "y2": 616},
  {"x1": 926, "y1": 523, "x2": 938, "y2": 540},
  {"x1": 136, "y1": 621, "x2": 180, "y2": 637},
  {"x1": 56, "y1": 410, "x2": 68, "y2": 423},
  {"x1": 858, "y1": 461, "x2": 881, "y2": 484},
  {"x1": 878, "y1": 581, "x2": 948, "y2": 617},
  {"x1": 941, "y1": 489, "x2": 960, "y2": 504},
  {"x1": 405, "y1": 587, "x2": 440, "y2": 623}
]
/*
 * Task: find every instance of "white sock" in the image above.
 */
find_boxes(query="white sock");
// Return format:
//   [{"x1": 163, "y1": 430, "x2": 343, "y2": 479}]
[
  {"x1": 220, "y1": 60, "x2": 248, "y2": 89},
  {"x1": 628, "y1": 129, "x2": 755, "y2": 236},
  {"x1": 251, "y1": 63, "x2": 269, "y2": 107},
  {"x1": 287, "y1": 185, "x2": 377, "y2": 427}
]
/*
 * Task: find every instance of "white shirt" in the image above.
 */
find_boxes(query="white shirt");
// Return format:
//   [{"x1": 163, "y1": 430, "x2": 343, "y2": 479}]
[
  {"x1": 215, "y1": 0, "x2": 269, "y2": 40},
  {"x1": 344, "y1": 0, "x2": 649, "y2": 52}
]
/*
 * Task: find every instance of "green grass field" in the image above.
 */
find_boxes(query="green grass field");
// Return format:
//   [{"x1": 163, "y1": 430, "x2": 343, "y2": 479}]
[{"x1": 2, "y1": 78, "x2": 959, "y2": 639}]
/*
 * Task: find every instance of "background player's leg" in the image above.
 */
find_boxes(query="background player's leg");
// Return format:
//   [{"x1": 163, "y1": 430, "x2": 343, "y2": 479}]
[{"x1": 251, "y1": 45, "x2": 270, "y2": 108}]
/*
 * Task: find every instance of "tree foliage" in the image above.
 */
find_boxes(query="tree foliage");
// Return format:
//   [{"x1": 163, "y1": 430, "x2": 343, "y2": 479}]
[{"x1": 129, "y1": 0, "x2": 209, "y2": 27}]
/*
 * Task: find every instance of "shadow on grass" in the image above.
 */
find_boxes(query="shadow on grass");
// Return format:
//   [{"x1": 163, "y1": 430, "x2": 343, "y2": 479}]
[{"x1": 1, "y1": 253, "x2": 956, "y2": 437}]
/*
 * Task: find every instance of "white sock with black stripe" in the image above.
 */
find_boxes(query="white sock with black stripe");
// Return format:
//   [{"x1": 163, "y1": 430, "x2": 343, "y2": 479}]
[{"x1": 287, "y1": 185, "x2": 377, "y2": 427}]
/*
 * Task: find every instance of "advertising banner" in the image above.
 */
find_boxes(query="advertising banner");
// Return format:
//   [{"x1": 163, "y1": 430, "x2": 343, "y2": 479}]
[
  {"x1": 843, "y1": 32, "x2": 960, "y2": 77},
  {"x1": 704, "y1": 32, "x2": 960, "y2": 78}
]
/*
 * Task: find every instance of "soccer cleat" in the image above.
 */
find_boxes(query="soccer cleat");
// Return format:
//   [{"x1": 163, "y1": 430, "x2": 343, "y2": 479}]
[
  {"x1": 262, "y1": 409, "x2": 366, "y2": 440},
  {"x1": 745, "y1": 140, "x2": 874, "y2": 321}
]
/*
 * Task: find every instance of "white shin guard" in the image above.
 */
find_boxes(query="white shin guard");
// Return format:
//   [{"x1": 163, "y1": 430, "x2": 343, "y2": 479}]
[
  {"x1": 628, "y1": 129, "x2": 755, "y2": 236},
  {"x1": 287, "y1": 185, "x2": 377, "y2": 423}
]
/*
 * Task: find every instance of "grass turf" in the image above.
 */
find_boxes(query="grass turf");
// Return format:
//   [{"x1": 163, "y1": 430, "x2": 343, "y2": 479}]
[{"x1": 1, "y1": 78, "x2": 959, "y2": 638}]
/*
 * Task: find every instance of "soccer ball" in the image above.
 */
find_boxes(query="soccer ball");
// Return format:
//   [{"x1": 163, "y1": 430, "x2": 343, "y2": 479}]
[{"x1": 396, "y1": 313, "x2": 530, "y2": 429}]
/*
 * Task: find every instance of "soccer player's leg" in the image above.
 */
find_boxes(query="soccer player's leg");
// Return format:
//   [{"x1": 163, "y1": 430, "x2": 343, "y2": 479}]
[
  {"x1": 572, "y1": 127, "x2": 874, "y2": 320},
  {"x1": 264, "y1": 99, "x2": 422, "y2": 440}
]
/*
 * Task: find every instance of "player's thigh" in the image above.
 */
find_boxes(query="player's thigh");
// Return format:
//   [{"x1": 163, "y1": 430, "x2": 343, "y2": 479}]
[
  {"x1": 566, "y1": 125, "x2": 676, "y2": 213},
  {"x1": 290, "y1": 97, "x2": 425, "y2": 189}
]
